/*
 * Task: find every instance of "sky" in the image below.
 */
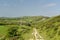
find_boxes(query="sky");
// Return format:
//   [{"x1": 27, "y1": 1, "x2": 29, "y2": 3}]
[{"x1": 0, "y1": 0, "x2": 60, "y2": 17}]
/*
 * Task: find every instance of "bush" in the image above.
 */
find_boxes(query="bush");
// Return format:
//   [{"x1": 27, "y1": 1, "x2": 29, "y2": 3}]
[{"x1": 7, "y1": 27, "x2": 21, "y2": 40}]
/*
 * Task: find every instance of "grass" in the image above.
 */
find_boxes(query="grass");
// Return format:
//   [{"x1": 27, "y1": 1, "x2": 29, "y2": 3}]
[
  {"x1": 0, "y1": 16, "x2": 60, "y2": 40},
  {"x1": 0, "y1": 25, "x2": 9, "y2": 37}
]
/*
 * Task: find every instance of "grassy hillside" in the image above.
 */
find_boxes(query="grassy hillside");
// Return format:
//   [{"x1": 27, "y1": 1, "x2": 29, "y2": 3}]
[
  {"x1": 0, "y1": 16, "x2": 48, "y2": 40},
  {"x1": 0, "y1": 16, "x2": 60, "y2": 40},
  {"x1": 36, "y1": 15, "x2": 60, "y2": 40}
]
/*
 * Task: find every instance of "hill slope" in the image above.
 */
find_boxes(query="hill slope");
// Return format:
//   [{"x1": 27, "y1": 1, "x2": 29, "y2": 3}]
[
  {"x1": 0, "y1": 16, "x2": 48, "y2": 40},
  {"x1": 0, "y1": 15, "x2": 60, "y2": 40},
  {"x1": 36, "y1": 15, "x2": 60, "y2": 40}
]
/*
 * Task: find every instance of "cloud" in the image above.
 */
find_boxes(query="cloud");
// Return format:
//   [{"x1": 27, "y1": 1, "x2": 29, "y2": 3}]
[{"x1": 43, "y1": 3, "x2": 57, "y2": 7}]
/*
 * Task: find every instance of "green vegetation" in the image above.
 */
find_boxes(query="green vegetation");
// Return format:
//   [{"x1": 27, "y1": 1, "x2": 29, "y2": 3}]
[
  {"x1": 36, "y1": 15, "x2": 60, "y2": 40},
  {"x1": 0, "y1": 15, "x2": 60, "y2": 40}
]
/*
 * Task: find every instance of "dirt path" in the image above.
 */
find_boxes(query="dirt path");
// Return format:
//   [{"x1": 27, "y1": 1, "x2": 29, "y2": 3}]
[{"x1": 29, "y1": 28, "x2": 44, "y2": 40}]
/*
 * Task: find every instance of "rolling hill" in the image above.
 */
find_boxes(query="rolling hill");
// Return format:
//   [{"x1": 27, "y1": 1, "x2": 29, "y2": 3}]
[{"x1": 0, "y1": 15, "x2": 60, "y2": 40}]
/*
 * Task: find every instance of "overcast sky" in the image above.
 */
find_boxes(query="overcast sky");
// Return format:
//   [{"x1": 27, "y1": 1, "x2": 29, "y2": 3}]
[{"x1": 0, "y1": 0, "x2": 60, "y2": 17}]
